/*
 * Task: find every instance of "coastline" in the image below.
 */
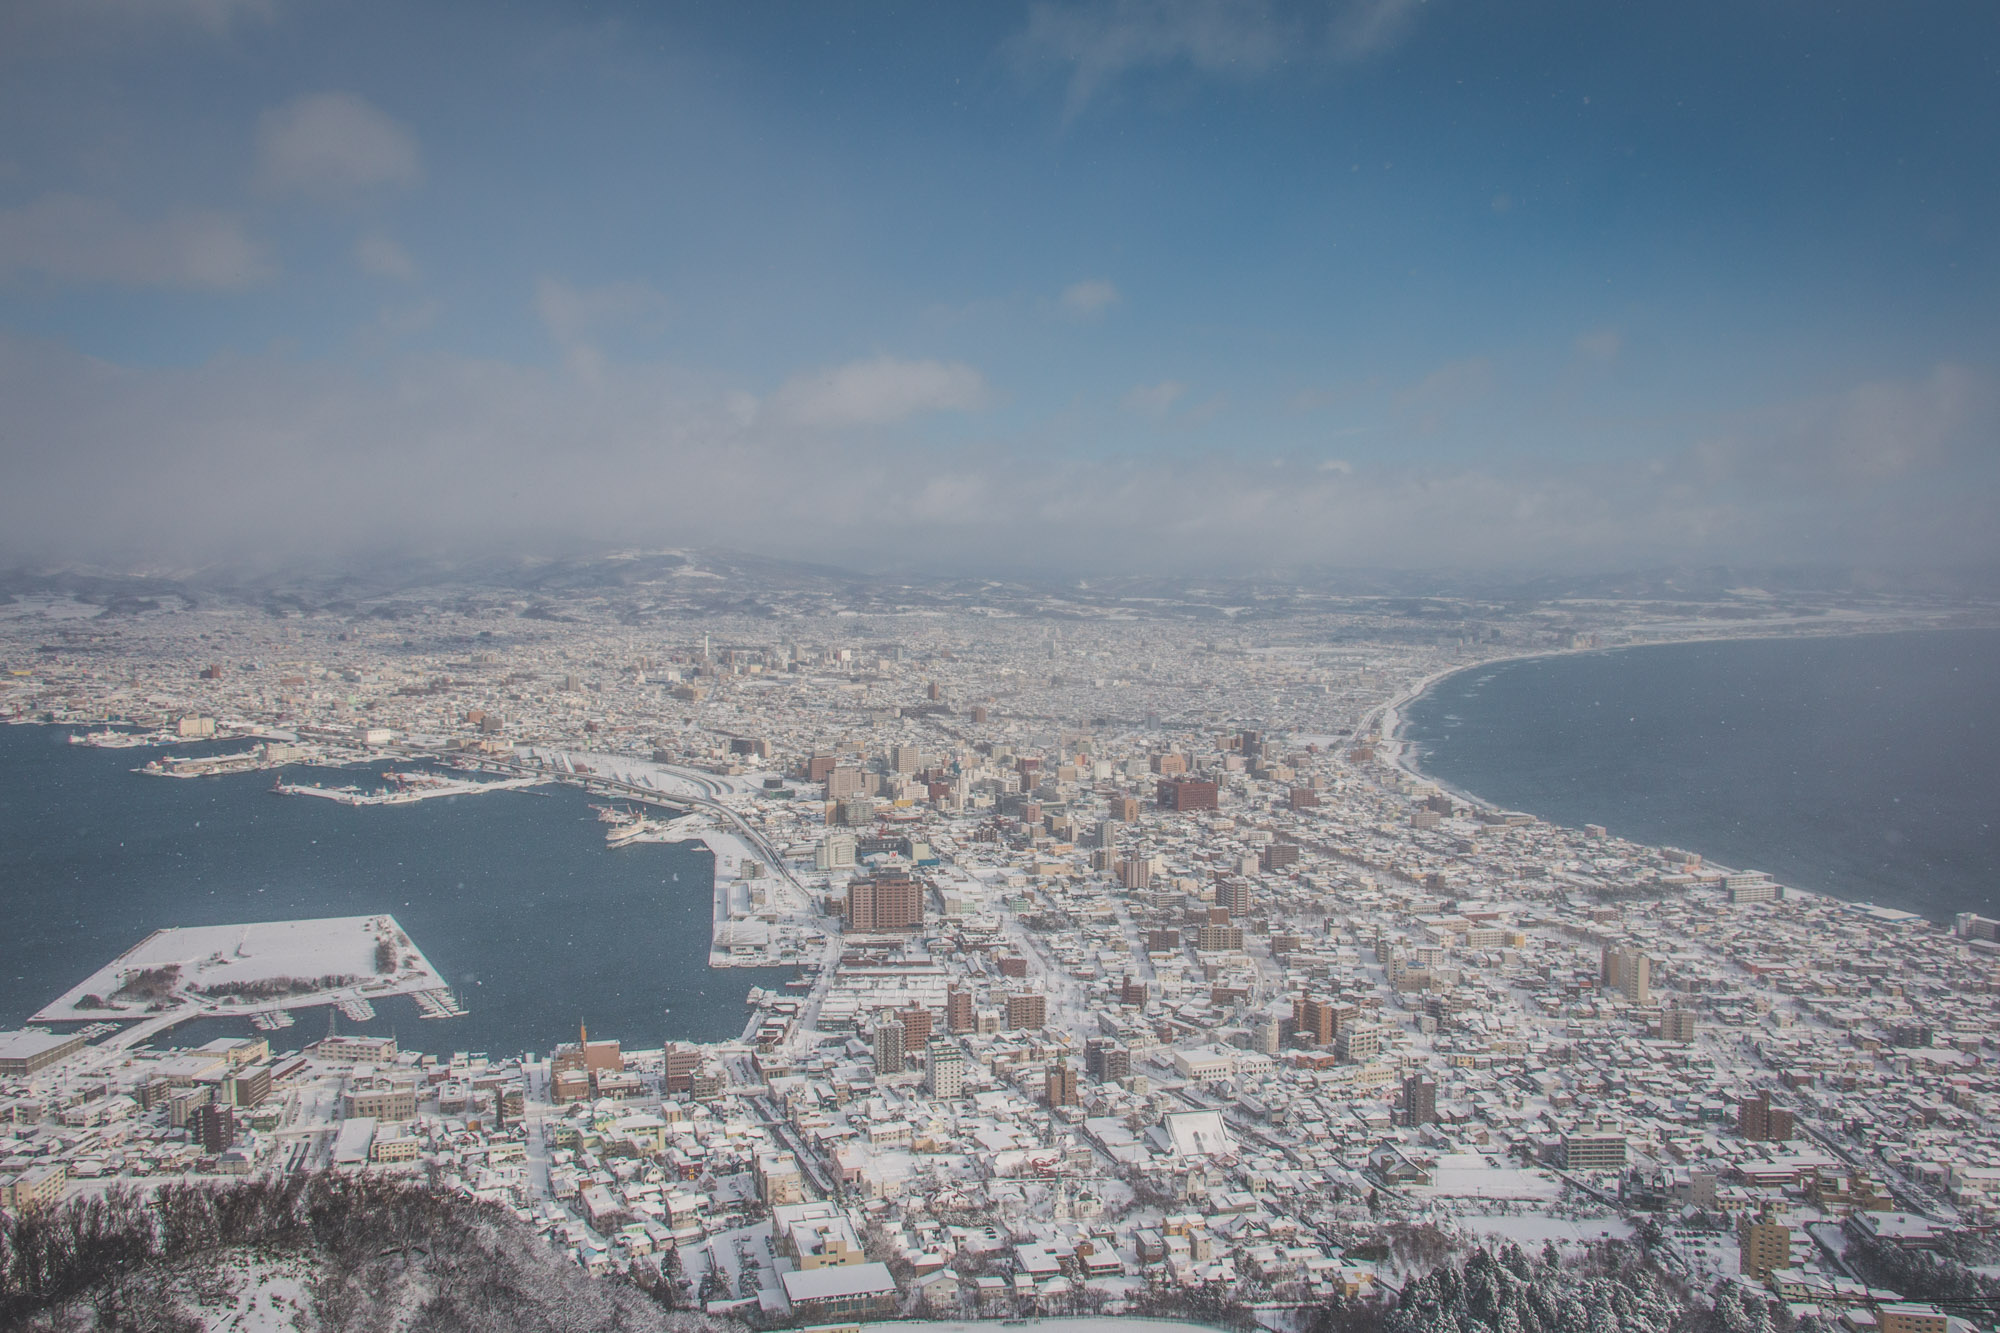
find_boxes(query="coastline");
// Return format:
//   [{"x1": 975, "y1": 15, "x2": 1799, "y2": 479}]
[{"x1": 1373, "y1": 625, "x2": 1993, "y2": 919}]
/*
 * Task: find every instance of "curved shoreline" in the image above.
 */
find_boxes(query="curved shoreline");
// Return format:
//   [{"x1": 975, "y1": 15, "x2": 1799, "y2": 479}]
[{"x1": 1372, "y1": 624, "x2": 1995, "y2": 916}]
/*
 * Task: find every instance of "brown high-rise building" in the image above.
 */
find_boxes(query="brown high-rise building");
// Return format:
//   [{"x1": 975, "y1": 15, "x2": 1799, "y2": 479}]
[
  {"x1": 1047, "y1": 1059, "x2": 1079, "y2": 1108},
  {"x1": 1401, "y1": 1074, "x2": 1438, "y2": 1127},
  {"x1": 192, "y1": 1103, "x2": 235, "y2": 1154},
  {"x1": 896, "y1": 1007, "x2": 933, "y2": 1048},
  {"x1": 1145, "y1": 928, "x2": 1181, "y2": 952},
  {"x1": 847, "y1": 872, "x2": 923, "y2": 931},
  {"x1": 1005, "y1": 992, "x2": 1048, "y2": 1030},
  {"x1": 1157, "y1": 777, "x2": 1219, "y2": 812},
  {"x1": 1119, "y1": 976, "x2": 1148, "y2": 1007},
  {"x1": 1114, "y1": 796, "x2": 1140, "y2": 822},
  {"x1": 945, "y1": 988, "x2": 975, "y2": 1034},
  {"x1": 1289, "y1": 787, "x2": 1320, "y2": 810},
  {"x1": 1115, "y1": 857, "x2": 1153, "y2": 889},
  {"x1": 1217, "y1": 880, "x2": 1252, "y2": 916},
  {"x1": 1260, "y1": 843, "x2": 1301, "y2": 872},
  {"x1": 1739, "y1": 1094, "x2": 1795, "y2": 1142},
  {"x1": 1294, "y1": 995, "x2": 1336, "y2": 1046}
]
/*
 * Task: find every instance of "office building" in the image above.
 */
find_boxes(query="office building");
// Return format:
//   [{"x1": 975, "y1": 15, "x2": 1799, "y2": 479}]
[
  {"x1": 1157, "y1": 777, "x2": 1219, "y2": 812},
  {"x1": 847, "y1": 873, "x2": 923, "y2": 931}
]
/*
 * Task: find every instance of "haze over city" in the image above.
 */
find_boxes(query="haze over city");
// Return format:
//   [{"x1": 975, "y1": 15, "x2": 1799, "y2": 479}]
[
  {"x1": 6, "y1": 7, "x2": 2000, "y2": 1333},
  {"x1": 2, "y1": 0, "x2": 1996, "y2": 574}
]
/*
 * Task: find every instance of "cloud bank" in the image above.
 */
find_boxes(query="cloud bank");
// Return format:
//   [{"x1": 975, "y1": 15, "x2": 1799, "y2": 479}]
[
  {"x1": 1, "y1": 336, "x2": 1990, "y2": 576},
  {"x1": 0, "y1": 194, "x2": 269, "y2": 289}
]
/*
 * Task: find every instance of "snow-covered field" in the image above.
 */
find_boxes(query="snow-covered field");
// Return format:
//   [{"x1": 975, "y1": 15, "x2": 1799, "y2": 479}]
[{"x1": 35, "y1": 914, "x2": 450, "y2": 1026}]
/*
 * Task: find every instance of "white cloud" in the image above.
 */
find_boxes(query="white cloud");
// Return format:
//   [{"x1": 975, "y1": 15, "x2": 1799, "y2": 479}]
[
  {"x1": 1123, "y1": 379, "x2": 1186, "y2": 418},
  {"x1": 5, "y1": 0, "x2": 274, "y2": 40},
  {"x1": 1575, "y1": 328, "x2": 1623, "y2": 364},
  {"x1": 0, "y1": 193, "x2": 269, "y2": 288},
  {"x1": 1693, "y1": 364, "x2": 1987, "y2": 492},
  {"x1": 1329, "y1": 0, "x2": 1425, "y2": 61},
  {"x1": 354, "y1": 230, "x2": 417, "y2": 280},
  {"x1": 256, "y1": 93, "x2": 422, "y2": 201},
  {"x1": 534, "y1": 276, "x2": 667, "y2": 346},
  {"x1": 1016, "y1": 0, "x2": 1429, "y2": 114},
  {"x1": 1058, "y1": 278, "x2": 1121, "y2": 319},
  {"x1": 772, "y1": 355, "x2": 990, "y2": 428}
]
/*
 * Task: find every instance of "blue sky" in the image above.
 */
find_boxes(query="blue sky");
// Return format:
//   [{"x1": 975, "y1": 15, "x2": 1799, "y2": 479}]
[{"x1": 1, "y1": 0, "x2": 1995, "y2": 573}]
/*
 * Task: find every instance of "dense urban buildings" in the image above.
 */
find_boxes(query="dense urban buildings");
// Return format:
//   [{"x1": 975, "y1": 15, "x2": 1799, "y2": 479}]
[{"x1": 0, "y1": 576, "x2": 1987, "y2": 1331}]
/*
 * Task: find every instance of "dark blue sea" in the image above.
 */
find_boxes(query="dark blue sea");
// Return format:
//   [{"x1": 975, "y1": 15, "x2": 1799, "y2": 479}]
[
  {"x1": 1401, "y1": 628, "x2": 2000, "y2": 921},
  {"x1": 0, "y1": 724, "x2": 788, "y2": 1056}
]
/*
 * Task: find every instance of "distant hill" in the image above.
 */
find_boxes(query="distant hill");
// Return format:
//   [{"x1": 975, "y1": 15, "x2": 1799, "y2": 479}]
[{"x1": 1, "y1": 1175, "x2": 730, "y2": 1333}]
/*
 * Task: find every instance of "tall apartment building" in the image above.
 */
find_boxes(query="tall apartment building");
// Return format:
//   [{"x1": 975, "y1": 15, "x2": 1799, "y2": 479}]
[
  {"x1": 1739, "y1": 1094, "x2": 1795, "y2": 1142},
  {"x1": 1336, "y1": 1024, "x2": 1381, "y2": 1063},
  {"x1": 192, "y1": 1103, "x2": 235, "y2": 1155},
  {"x1": 1601, "y1": 947, "x2": 1652, "y2": 1004},
  {"x1": 1197, "y1": 923, "x2": 1244, "y2": 952},
  {"x1": 1401, "y1": 1075, "x2": 1438, "y2": 1127},
  {"x1": 873, "y1": 1020, "x2": 905, "y2": 1076},
  {"x1": 1005, "y1": 992, "x2": 1048, "y2": 1030},
  {"x1": 1738, "y1": 1214, "x2": 1792, "y2": 1281},
  {"x1": 1260, "y1": 843, "x2": 1301, "y2": 872},
  {"x1": 1047, "y1": 1059, "x2": 1079, "y2": 1107},
  {"x1": 945, "y1": 988, "x2": 975, "y2": 1034},
  {"x1": 846, "y1": 873, "x2": 923, "y2": 931},
  {"x1": 924, "y1": 1041, "x2": 964, "y2": 1098},
  {"x1": 1294, "y1": 995, "x2": 1337, "y2": 1046},
  {"x1": 1085, "y1": 1039, "x2": 1131, "y2": 1082},
  {"x1": 1217, "y1": 880, "x2": 1252, "y2": 916},
  {"x1": 1660, "y1": 1009, "x2": 1698, "y2": 1043},
  {"x1": 895, "y1": 1007, "x2": 933, "y2": 1047}
]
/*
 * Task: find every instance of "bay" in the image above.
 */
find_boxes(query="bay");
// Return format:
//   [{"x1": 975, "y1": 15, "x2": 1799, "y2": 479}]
[
  {"x1": 0, "y1": 722, "x2": 787, "y2": 1054},
  {"x1": 1400, "y1": 628, "x2": 2000, "y2": 921}
]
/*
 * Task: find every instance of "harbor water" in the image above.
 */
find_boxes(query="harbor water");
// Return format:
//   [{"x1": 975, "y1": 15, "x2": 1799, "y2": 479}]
[{"x1": 0, "y1": 723, "x2": 788, "y2": 1055}]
